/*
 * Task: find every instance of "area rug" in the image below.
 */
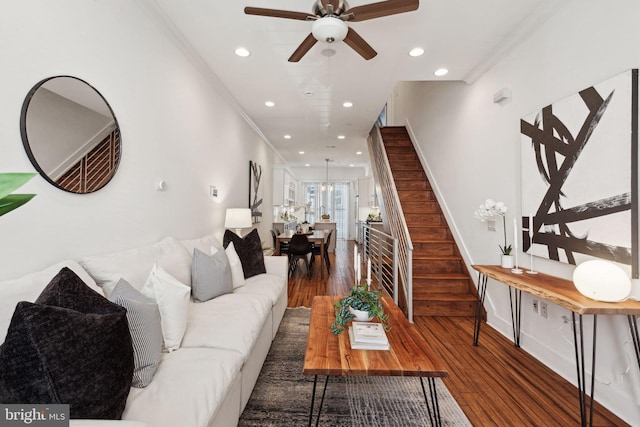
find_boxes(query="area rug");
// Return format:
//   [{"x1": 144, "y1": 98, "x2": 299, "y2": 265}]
[{"x1": 239, "y1": 307, "x2": 472, "y2": 426}]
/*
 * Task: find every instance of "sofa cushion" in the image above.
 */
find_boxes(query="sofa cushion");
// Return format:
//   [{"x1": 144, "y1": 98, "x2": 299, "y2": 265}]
[
  {"x1": 110, "y1": 279, "x2": 162, "y2": 388},
  {"x1": 223, "y1": 229, "x2": 266, "y2": 279},
  {"x1": 180, "y1": 234, "x2": 223, "y2": 258},
  {"x1": 225, "y1": 242, "x2": 245, "y2": 289},
  {"x1": 142, "y1": 263, "x2": 190, "y2": 352},
  {"x1": 191, "y1": 248, "x2": 233, "y2": 302},
  {"x1": 123, "y1": 348, "x2": 243, "y2": 427},
  {"x1": 181, "y1": 293, "x2": 271, "y2": 361},
  {"x1": 0, "y1": 260, "x2": 99, "y2": 343},
  {"x1": 234, "y1": 273, "x2": 287, "y2": 308},
  {"x1": 0, "y1": 267, "x2": 133, "y2": 419},
  {"x1": 80, "y1": 237, "x2": 192, "y2": 296}
]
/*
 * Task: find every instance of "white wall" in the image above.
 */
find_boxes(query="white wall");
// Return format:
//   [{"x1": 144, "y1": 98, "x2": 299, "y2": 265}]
[
  {"x1": 0, "y1": 0, "x2": 277, "y2": 280},
  {"x1": 391, "y1": 0, "x2": 640, "y2": 423}
]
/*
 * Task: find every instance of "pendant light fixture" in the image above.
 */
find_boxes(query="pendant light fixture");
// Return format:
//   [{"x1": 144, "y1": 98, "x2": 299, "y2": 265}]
[{"x1": 323, "y1": 158, "x2": 333, "y2": 192}]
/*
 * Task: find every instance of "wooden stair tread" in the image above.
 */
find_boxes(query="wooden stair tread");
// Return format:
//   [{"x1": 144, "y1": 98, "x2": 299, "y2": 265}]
[{"x1": 413, "y1": 273, "x2": 470, "y2": 279}]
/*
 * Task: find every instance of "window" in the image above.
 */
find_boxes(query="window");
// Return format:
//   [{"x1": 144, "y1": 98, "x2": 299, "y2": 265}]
[{"x1": 303, "y1": 181, "x2": 349, "y2": 239}]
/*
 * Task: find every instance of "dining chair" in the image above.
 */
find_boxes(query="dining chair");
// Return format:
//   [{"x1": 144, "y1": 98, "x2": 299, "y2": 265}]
[
  {"x1": 310, "y1": 229, "x2": 332, "y2": 275},
  {"x1": 288, "y1": 234, "x2": 313, "y2": 279},
  {"x1": 271, "y1": 230, "x2": 290, "y2": 256}
]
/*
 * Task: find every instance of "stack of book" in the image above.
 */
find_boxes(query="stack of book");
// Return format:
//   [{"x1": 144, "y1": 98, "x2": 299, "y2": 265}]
[{"x1": 348, "y1": 321, "x2": 390, "y2": 350}]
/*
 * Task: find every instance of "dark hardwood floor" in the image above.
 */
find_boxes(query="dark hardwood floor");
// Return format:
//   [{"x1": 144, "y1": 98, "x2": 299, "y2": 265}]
[{"x1": 286, "y1": 239, "x2": 628, "y2": 426}]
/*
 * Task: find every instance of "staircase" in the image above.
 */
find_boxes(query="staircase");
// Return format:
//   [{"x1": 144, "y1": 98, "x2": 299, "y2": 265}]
[{"x1": 380, "y1": 126, "x2": 476, "y2": 317}]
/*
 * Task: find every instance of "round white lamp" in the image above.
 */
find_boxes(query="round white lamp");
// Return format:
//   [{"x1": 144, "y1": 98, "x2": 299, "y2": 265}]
[{"x1": 572, "y1": 260, "x2": 631, "y2": 302}]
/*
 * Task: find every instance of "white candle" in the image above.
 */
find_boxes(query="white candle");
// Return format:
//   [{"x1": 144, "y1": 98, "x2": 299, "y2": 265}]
[
  {"x1": 529, "y1": 215, "x2": 534, "y2": 238},
  {"x1": 354, "y1": 245, "x2": 358, "y2": 286},
  {"x1": 367, "y1": 258, "x2": 371, "y2": 286},
  {"x1": 357, "y1": 254, "x2": 361, "y2": 284},
  {"x1": 513, "y1": 217, "x2": 518, "y2": 251}
]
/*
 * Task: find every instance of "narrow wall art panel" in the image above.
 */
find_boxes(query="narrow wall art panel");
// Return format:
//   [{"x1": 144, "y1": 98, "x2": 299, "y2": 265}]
[
  {"x1": 249, "y1": 160, "x2": 263, "y2": 223},
  {"x1": 520, "y1": 69, "x2": 639, "y2": 277}
]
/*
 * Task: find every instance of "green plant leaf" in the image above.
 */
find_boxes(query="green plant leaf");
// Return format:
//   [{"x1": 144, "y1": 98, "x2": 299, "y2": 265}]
[
  {"x1": 0, "y1": 173, "x2": 36, "y2": 200},
  {"x1": 0, "y1": 194, "x2": 36, "y2": 217}
]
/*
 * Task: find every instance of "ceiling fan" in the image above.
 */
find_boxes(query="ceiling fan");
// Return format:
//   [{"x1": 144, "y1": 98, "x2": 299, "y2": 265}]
[{"x1": 244, "y1": 0, "x2": 419, "y2": 62}]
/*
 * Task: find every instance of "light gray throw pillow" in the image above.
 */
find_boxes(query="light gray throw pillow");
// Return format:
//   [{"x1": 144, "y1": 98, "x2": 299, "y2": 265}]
[
  {"x1": 109, "y1": 278, "x2": 162, "y2": 388},
  {"x1": 191, "y1": 248, "x2": 233, "y2": 302}
]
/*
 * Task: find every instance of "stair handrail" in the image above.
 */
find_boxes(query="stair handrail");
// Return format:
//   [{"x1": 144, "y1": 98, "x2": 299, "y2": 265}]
[{"x1": 367, "y1": 125, "x2": 414, "y2": 322}]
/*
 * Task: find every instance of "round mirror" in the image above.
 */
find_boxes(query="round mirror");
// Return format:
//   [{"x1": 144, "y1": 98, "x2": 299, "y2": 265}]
[{"x1": 20, "y1": 76, "x2": 121, "y2": 193}]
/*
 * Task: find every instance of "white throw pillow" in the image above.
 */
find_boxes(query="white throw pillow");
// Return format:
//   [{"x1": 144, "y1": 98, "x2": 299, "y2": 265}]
[
  {"x1": 142, "y1": 263, "x2": 190, "y2": 352},
  {"x1": 225, "y1": 242, "x2": 245, "y2": 289}
]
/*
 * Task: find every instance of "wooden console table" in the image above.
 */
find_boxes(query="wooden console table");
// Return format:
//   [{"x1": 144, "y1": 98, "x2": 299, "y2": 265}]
[{"x1": 472, "y1": 265, "x2": 640, "y2": 427}]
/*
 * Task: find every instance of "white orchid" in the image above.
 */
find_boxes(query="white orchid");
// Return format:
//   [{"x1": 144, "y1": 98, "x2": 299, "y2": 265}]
[{"x1": 475, "y1": 198, "x2": 512, "y2": 255}]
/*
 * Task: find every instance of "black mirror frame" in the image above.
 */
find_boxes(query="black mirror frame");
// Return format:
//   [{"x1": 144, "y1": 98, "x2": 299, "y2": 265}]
[{"x1": 20, "y1": 75, "x2": 121, "y2": 194}]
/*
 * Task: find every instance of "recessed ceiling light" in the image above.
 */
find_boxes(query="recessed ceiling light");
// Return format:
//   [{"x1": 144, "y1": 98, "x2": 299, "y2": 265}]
[
  {"x1": 265, "y1": 101, "x2": 275, "y2": 107},
  {"x1": 284, "y1": 135, "x2": 291, "y2": 139},
  {"x1": 337, "y1": 135, "x2": 345, "y2": 140},
  {"x1": 349, "y1": 164, "x2": 354, "y2": 167},
  {"x1": 356, "y1": 151, "x2": 362, "y2": 155},
  {"x1": 343, "y1": 102, "x2": 353, "y2": 108},
  {"x1": 409, "y1": 47, "x2": 424, "y2": 57},
  {"x1": 305, "y1": 163, "x2": 310, "y2": 167},
  {"x1": 298, "y1": 151, "x2": 305, "y2": 155},
  {"x1": 434, "y1": 68, "x2": 449, "y2": 77},
  {"x1": 304, "y1": 91, "x2": 314, "y2": 97},
  {"x1": 234, "y1": 47, "x2": 250, "y2": 57}
]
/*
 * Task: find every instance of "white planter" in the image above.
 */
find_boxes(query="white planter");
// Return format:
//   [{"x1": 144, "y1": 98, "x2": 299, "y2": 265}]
[
  {"x1": 349, "y1": 306, "x2": 373, "y2": 322},
  {"x1": 501, "y1": 255, "x2": 515, "y2": 269}
]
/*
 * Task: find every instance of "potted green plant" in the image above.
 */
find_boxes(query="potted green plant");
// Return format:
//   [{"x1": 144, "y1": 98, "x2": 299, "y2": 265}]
[
  {"x1": 0, "y1": 173, "x2": 36, "y2": 217},
  {"x1": 330, "y1": 284, "x2": 390, "y2": 335}
]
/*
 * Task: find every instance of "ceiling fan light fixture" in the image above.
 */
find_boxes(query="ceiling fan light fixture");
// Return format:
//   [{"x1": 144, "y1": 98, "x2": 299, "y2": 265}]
[{"x1": 312, "y1": 17, "x2": 348, "y2": 43}]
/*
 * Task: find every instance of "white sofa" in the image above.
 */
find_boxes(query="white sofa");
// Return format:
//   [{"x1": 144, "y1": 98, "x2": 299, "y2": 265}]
[{"x1": 0, "y1": 234, "x2": 288, "y2": 427}]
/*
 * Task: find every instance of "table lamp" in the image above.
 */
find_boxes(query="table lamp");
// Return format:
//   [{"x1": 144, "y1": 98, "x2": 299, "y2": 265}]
[
  {"x1": 573, "y1": 259, "x2": 631, "y2": 302},
  {"x1": 225, "y1": 208, "x2": 252, "y2": 237}
]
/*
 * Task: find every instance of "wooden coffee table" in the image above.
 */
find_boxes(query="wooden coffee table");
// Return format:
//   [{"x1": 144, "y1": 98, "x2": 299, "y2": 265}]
[{"x1": 303, "y1": 295, "x2": 449, "y2": 427}]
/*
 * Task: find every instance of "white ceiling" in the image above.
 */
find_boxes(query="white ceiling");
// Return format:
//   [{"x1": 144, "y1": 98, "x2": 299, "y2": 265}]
[{"x1": 150, "y1": 0, "x2": 568, "y2": 169}]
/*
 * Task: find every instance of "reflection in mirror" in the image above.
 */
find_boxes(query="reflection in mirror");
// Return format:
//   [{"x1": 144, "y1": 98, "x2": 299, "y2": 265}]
[{"x1": 20, "y1": 76, "x2": 121, "y2": 193}]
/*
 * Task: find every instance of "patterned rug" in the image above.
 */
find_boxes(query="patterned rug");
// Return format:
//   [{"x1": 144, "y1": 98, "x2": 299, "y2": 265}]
[{"x1": 239, "y1": 307, "x2": 472, "y2": 426}]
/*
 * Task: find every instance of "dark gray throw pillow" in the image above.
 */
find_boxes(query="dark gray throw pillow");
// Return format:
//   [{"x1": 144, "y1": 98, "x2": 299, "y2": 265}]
[
  {"x1": 109, "y1": 278, "x2": 162, "y2": 387},
  {"x1": 223, "y1": 228, "x2": 266, "y2": 279},
  {"x1": 192, "y1": 248, "x2": 233, "y2": 302},
  {"x1": 0, "y1": 267, "x2": 134, "y2": 420}
]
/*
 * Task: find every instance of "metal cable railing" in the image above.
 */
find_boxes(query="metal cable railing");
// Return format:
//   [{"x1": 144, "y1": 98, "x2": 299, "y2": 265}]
[
  {"x1": 359, "y1": 222, "x2": 398, "y2": 301},
  {"x1": 367, "y1": 125, "x2": 414, "y2": 322}
]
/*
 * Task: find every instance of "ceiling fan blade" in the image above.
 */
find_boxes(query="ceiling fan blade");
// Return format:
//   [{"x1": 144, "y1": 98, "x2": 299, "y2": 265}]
[
  {"x1": 288, "y1": 33, "x2": 318, "y2": 62},
  {"x1": 346, "y1": 0, "x2": 419, "y2": 22},
  {"x1": 343, "y1": 28, "x2": 377, "y2": 60},
  {"x1": 244, "y1": 7, "x2": 313, "y2": 21}
]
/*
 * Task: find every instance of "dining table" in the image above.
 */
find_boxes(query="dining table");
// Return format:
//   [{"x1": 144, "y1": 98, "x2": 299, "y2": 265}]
[{"x1": 275, "y1": 230, "x2": 328, "y2": 278}]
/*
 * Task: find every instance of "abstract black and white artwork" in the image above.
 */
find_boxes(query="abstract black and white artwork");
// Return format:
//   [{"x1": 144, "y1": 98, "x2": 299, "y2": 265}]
[
  {"x1": 520, "y1": 69, "x2": 639, "y2": 277},
  {"x1": 249, "y1": 161, "x2": 263, "y2": 223}
]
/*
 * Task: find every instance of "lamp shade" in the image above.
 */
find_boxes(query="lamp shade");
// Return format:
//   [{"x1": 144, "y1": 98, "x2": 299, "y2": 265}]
[
  {"x1": 572, "y1": 260, "x2": 631, "y2": 302},
  {"x1": 312, "y1": 17, "x2": 348, "y2": 43},
  {"x1": 224, "y1": 208, "x2": 252, "y2": 232}
]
